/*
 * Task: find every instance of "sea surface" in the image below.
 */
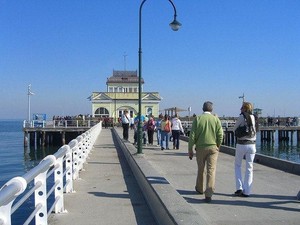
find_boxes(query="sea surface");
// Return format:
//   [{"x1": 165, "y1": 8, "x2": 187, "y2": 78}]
[
  {"x1": 0, "y1": 119, "x2": 59, "y2": 225},
  {"x1": 0, "y1": 119, "x2": 300, "y2": 224}
]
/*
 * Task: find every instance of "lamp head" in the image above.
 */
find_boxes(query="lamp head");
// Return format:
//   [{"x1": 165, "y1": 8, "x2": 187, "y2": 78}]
[{"x1": 169, "y1": 17, "x2": 182, "y2": 31}]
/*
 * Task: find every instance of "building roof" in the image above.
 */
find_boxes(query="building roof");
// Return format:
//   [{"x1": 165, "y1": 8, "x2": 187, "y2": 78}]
[
  {"x1": 106, "y1": 70, "x2": 144, "y2": 84},
  {"x1": 88, "y1": 92, "x2": 161, "y2": 101}
]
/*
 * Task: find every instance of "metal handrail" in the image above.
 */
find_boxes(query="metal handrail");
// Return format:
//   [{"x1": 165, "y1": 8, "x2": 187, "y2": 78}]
[
  {"x1": 23, "y1": 118, "x2": 101, "y2": 129},
  {"x1": 0, "y1": 121, "x2": 102, "y2": 225}
]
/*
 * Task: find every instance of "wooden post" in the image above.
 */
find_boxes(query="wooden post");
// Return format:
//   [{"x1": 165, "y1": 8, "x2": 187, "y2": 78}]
[
  {"x1": 61, "y1": 132, "x2": 66, "y2": 145},
  {"x1": 24, "y1": 132, "x2": 29, "y2": 147},
  {"x1": 42, "y1": 131, "x2": 46, "y2": 146}
]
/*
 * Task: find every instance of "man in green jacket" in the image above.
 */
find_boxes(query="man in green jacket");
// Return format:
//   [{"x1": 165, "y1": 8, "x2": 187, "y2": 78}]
[{"x1": 188, "y1": 101, "x2": 223, "y2": 203}]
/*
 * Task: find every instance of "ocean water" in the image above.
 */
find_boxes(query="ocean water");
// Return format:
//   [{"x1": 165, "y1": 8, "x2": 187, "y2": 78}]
[
  {"x1": 228, "y1": 131, "x2": 300, "y2": 163},
  {"x1": 0, "y1": 119, "x2": 58, "y2": 225},
  {"x1": 258, "y1": 134, "x2": 300, "y2": 163}
]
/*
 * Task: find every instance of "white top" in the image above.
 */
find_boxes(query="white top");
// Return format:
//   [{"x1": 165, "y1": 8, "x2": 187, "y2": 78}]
[
  {"x1": 121, "y1": 113, "x2": 130, "y2": 124},
  {"x1": 171, "y1": 117, "x2": 184, "y2": 133}
]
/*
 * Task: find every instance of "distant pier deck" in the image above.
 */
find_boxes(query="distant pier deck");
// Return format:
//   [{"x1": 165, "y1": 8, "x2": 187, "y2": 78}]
[
  {"x1": 23, "y1": 119, "x2": 99, "y2": 147},
  {"x1": 222, "y1": 126, "x2": 300, "y2": 145}
]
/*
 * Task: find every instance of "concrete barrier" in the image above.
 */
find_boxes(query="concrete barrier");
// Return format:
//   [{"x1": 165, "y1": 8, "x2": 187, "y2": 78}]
[{"x1": 112, "y1": 129, "x2": 208, "y2": 225}]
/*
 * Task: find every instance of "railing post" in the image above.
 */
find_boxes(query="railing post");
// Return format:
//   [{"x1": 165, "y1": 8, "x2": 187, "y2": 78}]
[
  {"x1": 77, "y1": 141, "x2": 84, "y2": 171},
  {"x1": 66, "y1": 140, "x2": 77, "y2": 191},
  {"x1": 34, "y1": 155, "x2": 56, "y2": 225},
  {"x1": 84, "y1": 132, "x2": 91, "y2": 155},
  {"x1": 73, "y1": 137, "x2": 81, "y2": 180},
  {"x1": 54, "y1": 151, "x2": 65, "y2": 213},
  {"x1": 80, "y1": 134, "x2": 88, "y2": 166},
  {"x1": 0, "y1": 177, "x2": 27, "y2": 225}
]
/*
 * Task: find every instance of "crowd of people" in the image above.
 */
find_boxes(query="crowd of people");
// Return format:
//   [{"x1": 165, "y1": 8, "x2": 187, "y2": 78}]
[
  {"x1": 120, "y1": 111, "x2": 185, "y2": 151},
  {"x1": 52, "y1": 114, "x2": 92, "y2": 126},
  {"x1": 264, "y1": 116, "x2": 299, "y2": 127}
]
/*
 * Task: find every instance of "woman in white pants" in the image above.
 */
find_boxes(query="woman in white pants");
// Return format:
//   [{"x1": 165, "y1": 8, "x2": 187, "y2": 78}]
[{"x1": 233, "y1": 102, "x2": 257, "y2": 197}]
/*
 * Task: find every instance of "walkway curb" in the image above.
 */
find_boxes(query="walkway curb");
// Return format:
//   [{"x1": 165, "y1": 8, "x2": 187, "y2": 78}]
[{"x1": 112, "y1": 129, "x2": 208, "y2": 225}]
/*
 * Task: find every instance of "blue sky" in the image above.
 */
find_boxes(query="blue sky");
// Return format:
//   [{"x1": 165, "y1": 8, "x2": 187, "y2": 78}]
[{"x1": 1, "y1": 0, "x2": 299, "y2": 119}]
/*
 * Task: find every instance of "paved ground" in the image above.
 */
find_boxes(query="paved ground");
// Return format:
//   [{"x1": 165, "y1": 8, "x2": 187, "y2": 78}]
[
  {"x1": 49, "y1": 128, "x2": 157, "y2": 225},
  {"x1": 50, "y1": 127, "x2": 300, "y2": 225}
]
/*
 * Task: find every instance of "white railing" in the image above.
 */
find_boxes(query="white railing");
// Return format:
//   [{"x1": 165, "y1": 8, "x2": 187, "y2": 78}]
[
  {"x1": 23, "y1": 119, "x2": 100, "y2": 129},
  {"x1": 0, "y1": 122, "x2": 102, "y2": 225}
]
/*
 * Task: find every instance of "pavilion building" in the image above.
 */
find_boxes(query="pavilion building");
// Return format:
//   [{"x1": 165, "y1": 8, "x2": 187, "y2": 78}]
[{"x1": 89, "y1": 70, "x2": 161, "y2": 122}]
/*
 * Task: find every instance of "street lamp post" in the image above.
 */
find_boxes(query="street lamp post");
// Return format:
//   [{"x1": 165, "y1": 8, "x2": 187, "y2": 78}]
[{"x1": 137, "y1": 0, "x2": 181, "y2": 154}]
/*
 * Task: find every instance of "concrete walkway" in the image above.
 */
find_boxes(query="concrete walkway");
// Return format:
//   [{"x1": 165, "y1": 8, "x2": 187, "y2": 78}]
[
  {"x1": 49, "y1": 128, "x2": 157, "y2": 225},
  {"x1": 51, "y1": 127, "x2": 300, "y2": 225}
]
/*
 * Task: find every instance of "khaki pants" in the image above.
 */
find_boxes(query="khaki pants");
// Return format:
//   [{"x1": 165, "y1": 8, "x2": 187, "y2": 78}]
[{"x1": 195, "y1": 147, "x2": 219, "y2": 197}]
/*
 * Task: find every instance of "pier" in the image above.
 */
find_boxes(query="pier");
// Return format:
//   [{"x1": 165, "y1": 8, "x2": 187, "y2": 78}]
[
  {"x1": 24, "y1": 117, "x2": 300, "y2": 148},
  {"x1": 23, "y1": 119, "x2": 99, "y2": 147},
  {"x1": 3, "y1": 125, "x2": 299, "y2": 224},
  {"x1": 222, "y1": 126, "x2": 300, "y2": 146}
]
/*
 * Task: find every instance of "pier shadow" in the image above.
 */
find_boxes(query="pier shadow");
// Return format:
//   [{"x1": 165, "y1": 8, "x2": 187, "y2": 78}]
[
  {"x1": 88, "y1": 191, "x2": 129, "y2": 199},
  {"x1": 178, "y1": 189, "x2": 300, "y2": 213},
  {"x1": 88, "y1": 130, "x2": 157, "y2": 225}
]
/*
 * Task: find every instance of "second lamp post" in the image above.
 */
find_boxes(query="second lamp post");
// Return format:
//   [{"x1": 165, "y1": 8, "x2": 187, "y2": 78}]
[{"x1": 137, "y1": 0, "x2": 182, "y2": 154}]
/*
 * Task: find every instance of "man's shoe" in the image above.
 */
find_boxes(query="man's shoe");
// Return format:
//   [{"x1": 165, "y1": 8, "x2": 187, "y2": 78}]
[
  {"x1": 234, "y1": 190, "x2": 243, "y2": 196},
  {"x1": 240, "y1": 193, "x2": 250, "y2": 197},
  {"x1": 161, "y1": 147, "x2": 164, "y2": 151},
  {"x1": 195, "y1": 187, "x2": 203, "y2": 195},
  {"x1": 205, "y1": 197, "x2": 212, "y2": 203}
]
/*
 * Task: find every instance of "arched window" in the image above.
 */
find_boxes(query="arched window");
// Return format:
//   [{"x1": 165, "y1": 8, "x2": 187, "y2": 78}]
[
  {"x1": 94, "y1": 107, "x2": 109, "y2": 117},
  {"x1": 147, "y1": 107, "x2": 152, "y2": 116}
]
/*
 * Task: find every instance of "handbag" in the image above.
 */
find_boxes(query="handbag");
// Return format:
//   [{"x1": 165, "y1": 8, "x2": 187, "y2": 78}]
[
  {"x1": 164, "y1": 121, "x2": 170, "y2": 132},
  {"x1": 235, "y1": 125, "x2": 248, "y2": 138},
  {"x1": 235, "y1": 112, "x2": 256, "y2": 138}
]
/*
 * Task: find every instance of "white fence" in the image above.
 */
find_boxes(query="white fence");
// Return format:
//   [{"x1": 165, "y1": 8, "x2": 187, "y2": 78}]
[
  {"x1": 23, "y1": 119, "x2": 100, "y2": 129},
  {"x1": 0, "y1": 122, "x2": 102, "y2": 225}
]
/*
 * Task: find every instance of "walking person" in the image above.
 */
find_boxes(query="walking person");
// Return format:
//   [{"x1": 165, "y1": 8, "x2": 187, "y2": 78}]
[
  {"x1": 121, "y1": 109, "x2": 130, "y2": 141},
  {"x1": 156, "y1": 114, "x2": 163, "y2": 146},
  {"x1": 188, "y1": 101, "x2": 223, "y2": 203},
  {"x1": 147, "y1": 115, "x2": 156, "y2": 145},
  {"x1": 160, "y1": 114, "x2": 171, "y2": 150},
  {"x1": 233, "y1": 102, "x2": 257, "y2": 197},
  {"x1": 142, "y1": 120, "x2": 148, "y2": 145},
  {"x1": 171, "y1": 114, "x2": 185, "y2": 149}
]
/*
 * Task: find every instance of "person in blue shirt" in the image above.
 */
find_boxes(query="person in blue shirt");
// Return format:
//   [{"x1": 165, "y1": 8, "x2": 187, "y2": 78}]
[
  {"x1": 133, "y1": 113, "x2": 145, "y2": 145},
  {"x1": 155, "y1": 114, "x2": 163, "y2": 146}
]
